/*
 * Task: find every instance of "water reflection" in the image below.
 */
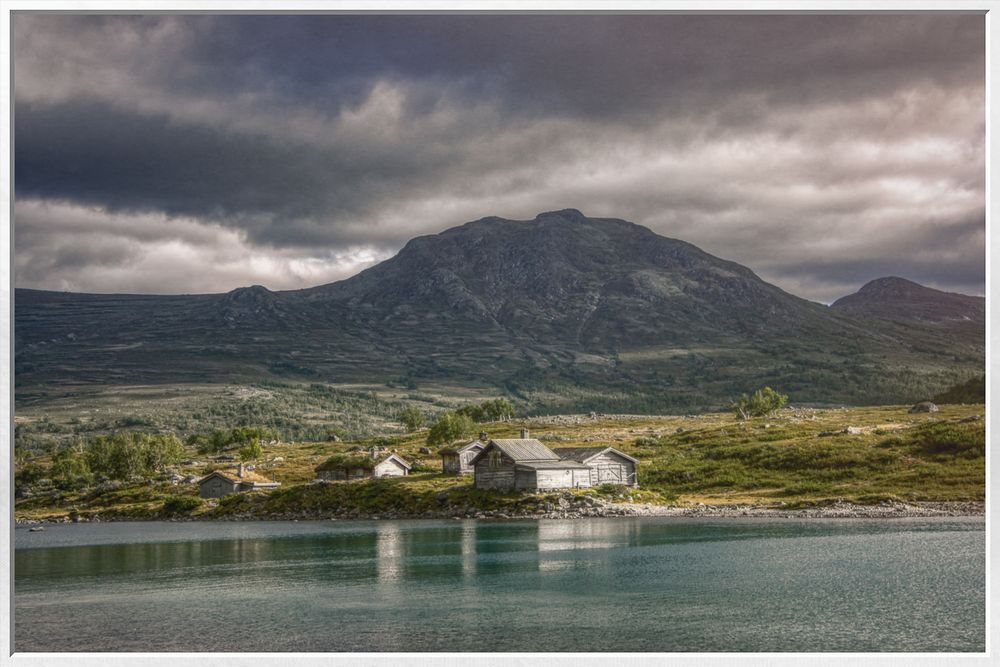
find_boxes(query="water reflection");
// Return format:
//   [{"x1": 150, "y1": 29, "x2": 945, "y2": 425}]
[{"x1": 14, "y1": 519, "x2": 986, "y2": 652}]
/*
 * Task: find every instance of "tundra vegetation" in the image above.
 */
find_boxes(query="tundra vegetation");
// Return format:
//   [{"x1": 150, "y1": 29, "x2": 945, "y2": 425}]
[{"x1": 14, "y1": 402, "x2": 985, "y2": 522}]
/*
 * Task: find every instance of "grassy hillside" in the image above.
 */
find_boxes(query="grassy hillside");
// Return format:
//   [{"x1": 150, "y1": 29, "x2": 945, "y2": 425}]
[{"x1": 14, "y1": 403, "x2": 984, "y2": 522}]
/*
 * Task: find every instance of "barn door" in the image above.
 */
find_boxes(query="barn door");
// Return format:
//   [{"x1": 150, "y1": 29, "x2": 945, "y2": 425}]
[{"x1": 599, "y1": 466, "x2": 623, "y2": 484}]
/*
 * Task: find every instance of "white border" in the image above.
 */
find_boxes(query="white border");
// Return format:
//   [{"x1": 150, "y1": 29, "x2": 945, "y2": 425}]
[{"x1": 0, "y1": 2, "x2": 995, "y2": 666}]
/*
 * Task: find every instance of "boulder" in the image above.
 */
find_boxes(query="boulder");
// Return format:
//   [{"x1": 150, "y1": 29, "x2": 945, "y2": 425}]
[
  {"x1": 419, "y1": 447, "x2": 432, "y2": 455},
  {"x1": 909, "y1": 401, "x2": 939, "y2": 414}
]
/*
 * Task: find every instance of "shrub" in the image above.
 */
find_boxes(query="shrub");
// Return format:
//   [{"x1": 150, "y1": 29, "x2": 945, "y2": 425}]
[
  {"x1": 398, "y1": 406, "x2": 425, "y2": 432},
  {"x1": 426, "y1": 412, "x2": 476, "y2": 446},
  {"x1": 732, "y1": 387, "x2": 788, "y2": 420},
  {"x1": 162, "y1": 495, "x2": 202, "y2": 515}
]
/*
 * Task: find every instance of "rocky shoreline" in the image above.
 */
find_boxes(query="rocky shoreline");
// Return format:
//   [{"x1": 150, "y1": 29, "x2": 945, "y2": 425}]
[{"x1": 16, "y1": 497, "x2": 984, "y2": 525}]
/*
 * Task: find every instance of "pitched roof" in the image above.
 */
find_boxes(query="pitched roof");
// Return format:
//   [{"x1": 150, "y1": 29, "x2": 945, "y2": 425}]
[
  {"x1": 552, "y1": 446, "x2": 639, "y2": 464},
  {"x1": 316, "y1": 452, "x2": 412, "y2": 472},
  {"x1": 470, "y1": 438, "x2": 560, "y2": 465},
  {"x1": 438, "y1": 440, "x2": 486, "y2": 455},
  {"x1": 199, "y1": 469, "x2": 279, "y2": 486}
]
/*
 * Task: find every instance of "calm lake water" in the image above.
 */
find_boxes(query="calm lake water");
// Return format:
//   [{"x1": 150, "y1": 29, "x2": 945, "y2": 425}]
[{"x1": 15, "y1": 517, "x2": 985, "y2": 652}]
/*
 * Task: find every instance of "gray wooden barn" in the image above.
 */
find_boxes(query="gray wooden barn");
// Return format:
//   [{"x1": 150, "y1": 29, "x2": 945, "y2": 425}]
[
  {"x1": 552, "y1": 447, "x2": 639, "y2": 487},
  {"x1": 440, "y1": 433, "x2": 487, "y2": 474},
  {"x1": 198, "y1": 463, "x2": 281, "y2": 498},
  {"x1": 315, "y1": 452, "x2": 412, "y2": 481},
  {"x1": 470, "y1": 430, "x2": 593, "y2": 491}
]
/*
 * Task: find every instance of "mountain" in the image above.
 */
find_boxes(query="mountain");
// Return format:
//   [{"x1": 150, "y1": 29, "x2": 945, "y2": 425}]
[
  {"x1": 14, "y1": 210, "x2": 984, "y2": 411},
  {"x1": 831, "y1": 276, "x2": 984, "y2": 340}
]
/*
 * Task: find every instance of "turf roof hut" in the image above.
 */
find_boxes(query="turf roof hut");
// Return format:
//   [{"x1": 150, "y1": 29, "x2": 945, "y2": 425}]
[
  {"x1": 198, "y1": 463, "x2": 281, "y2": 498},
  {"x1": 440, "y1": 433, "x2": 488, "y2": 475},
  {"x1": 315, "y1": 452, "x2": 412, "y2": 481},
  {"x1": 552, "y1": 447, "x2": 639, "y2": 487},
  {"x1": 470, "y1": 430, "x2": 592, "y2": 491}
]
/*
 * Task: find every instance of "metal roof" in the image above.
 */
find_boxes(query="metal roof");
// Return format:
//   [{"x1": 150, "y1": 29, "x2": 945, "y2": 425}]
[
  {"x1": 552, "y1": 446, "x2": 639, "y2": 464},
  {"x1": 488, "y1": 438, "x2": 560, "y2": 462}
]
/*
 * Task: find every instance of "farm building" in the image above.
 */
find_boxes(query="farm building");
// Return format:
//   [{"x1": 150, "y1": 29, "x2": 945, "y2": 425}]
[
  {"x1": 470, "y1": 430, "x2": 593, "y2": 491},
  {"x1": 315, "y1": 452, "x2": 412, "y2": 481},
  {"x1": 440, "y1": 434, "x2": 487, "y2": 474},
  {"x1": 198, "y1": 463, "x2": 281, "y2": 498},
  {"x1": 552, "y1": 447, "x2": 639, "y2": 487}
]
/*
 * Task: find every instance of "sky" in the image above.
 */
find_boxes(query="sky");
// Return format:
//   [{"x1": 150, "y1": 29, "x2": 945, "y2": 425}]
[{"x1": 13, "y1": 14, "x2": 985, "y2": 303}]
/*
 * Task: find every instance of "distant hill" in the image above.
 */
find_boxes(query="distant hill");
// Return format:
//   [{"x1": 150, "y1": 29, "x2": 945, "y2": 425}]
[
  {"x1": 830, "y1": 276, "x2": 984, "y2": 342},
  {"x1": 932, "y1": 375, "x2": 986, "y2": 405},
  {"x1": 14, "y1": 210, "x2": 984, "y2": 412}
]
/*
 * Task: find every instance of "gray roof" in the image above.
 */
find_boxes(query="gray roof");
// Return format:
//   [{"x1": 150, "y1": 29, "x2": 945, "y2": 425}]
[
  {"x1": 490, "y1": 438, "x2": 560, "y2": 461},
  {"x1": 470, "y1": 438, "x2": 560, "y2": 464},
  {"x1": 552, "y1": 446, "x2": 639, "y2": 464},
  {"x1": 514, "y1": 460, "x2": 592, "y2": 471}
]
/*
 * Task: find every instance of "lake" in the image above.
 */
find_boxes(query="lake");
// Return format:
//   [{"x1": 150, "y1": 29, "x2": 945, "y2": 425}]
[{"x1": 14, "y1": 517, "x2": 985, "y2": 652}]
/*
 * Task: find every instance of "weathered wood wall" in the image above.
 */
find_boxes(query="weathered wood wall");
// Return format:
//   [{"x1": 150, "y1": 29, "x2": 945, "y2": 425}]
[
  {"x1": 374, "y1": 459, "x2": 407, "y2": 478},
  {"x1": 474, "y1": 455, "x2": 517, "y2": 490},
  {"x1": 587, "y1": 452, "x2": 637, "y2": 486},
  {"x1": 199, "y1": 476, "x2": 239, "y2": 498}
]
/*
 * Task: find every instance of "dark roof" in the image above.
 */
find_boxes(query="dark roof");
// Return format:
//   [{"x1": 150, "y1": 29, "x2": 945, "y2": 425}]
[
  {"x1": 199, "y1": 469, "x2": 279, "y2": 486},
  {"x1": 316, "y1": 452, "x2": 412, "y2": 472},
  {"x1": 514, "y1": 460, "x2": 591, "y2": 471},
  {"x1": 469, "y1": 438, "x2": 560, "y2": 465},
  {"x1": 552, "y1": 446, "x2": 639, "y2": 464},
  {"x1": 438, "y1": 440, "x2": 486, "y2": 455}
]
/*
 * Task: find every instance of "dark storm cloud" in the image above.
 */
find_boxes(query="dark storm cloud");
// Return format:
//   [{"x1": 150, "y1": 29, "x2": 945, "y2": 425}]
[{"x1": 13, "y1": 13, "x2": 985, "y2": 299}]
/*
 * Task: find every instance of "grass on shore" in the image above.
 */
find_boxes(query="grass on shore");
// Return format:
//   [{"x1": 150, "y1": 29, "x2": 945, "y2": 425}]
[{"x1": 14, "y1": 403, "x2": 985, "y2": 521}]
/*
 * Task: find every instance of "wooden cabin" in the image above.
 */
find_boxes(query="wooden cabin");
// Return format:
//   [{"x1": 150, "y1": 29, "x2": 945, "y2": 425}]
[
  {"x1": 315, "y1": 452, "x2": 412, "y2": 481},
  {"x1": 552, "y1": 447, "x2": 639, "y2": 487},
  {"x1": 440, "y1": 434, "x2": 487, "y2": 474},
  {"x1": 470, "y1": 430, "x2": 592, "y2": 491},
  {"x1": 198, "y1": 463, "x2": 280, "y2": 498}
]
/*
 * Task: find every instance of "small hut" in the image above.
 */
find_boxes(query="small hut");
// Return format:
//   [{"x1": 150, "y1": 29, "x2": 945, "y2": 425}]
[
  {"x1": 315, "y1": 452, "x2": 412, "y2": 481},
  {"x1": 198, "y1": 463, "x2": 280, "y2": 498},
  {"x1": 440, "y1": 433, "x2": 488, "y2": 475},
  {"x1": 552, "y1": 447, "x2": 639, "y2": 487}
]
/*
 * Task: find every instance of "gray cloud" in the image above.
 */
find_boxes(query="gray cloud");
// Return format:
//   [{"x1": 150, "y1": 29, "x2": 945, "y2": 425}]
[{"x1": 13, "y1": 14, "x2": 985, "y2": 301}]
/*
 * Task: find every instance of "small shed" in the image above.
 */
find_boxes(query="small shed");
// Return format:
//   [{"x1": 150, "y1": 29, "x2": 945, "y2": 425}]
[
  {"x1": 470, "y1": 430, "x2": 593, "y2": 491},
  {"x1": 315, "y1": 452, "x2": 412, "y2": 481},
  {"x1": 552, "y1": 447, "x2": 639, "y2": 487},
  {"x1": 198, "y1": 463, "x2": 280, "y2": 498},
  {"x1": 440, "y1": 434, "x2": 487, "y2": 475}
]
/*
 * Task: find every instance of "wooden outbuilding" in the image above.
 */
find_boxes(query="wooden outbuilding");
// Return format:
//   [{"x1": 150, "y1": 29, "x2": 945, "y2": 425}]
[
  {"x1": 440, "y1": 433, "x2": 487, "y2": 475},
  {"x1": 552, "y1": 447, "x2": 639, "y2": 487},
  {"x1": 315, "y1": 452, "x2": 412, "y2": 481},
  {"x1": 198, "y1": 463, "x2": 280, "y2": 498},
  {"x1": 470, "y1": 430, "x2": 593, "y2": 491}
]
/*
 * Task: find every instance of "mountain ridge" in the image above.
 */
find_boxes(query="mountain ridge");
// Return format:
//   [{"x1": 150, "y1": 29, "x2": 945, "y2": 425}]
[{"x1": 14, "y1": 211, "x2": 984, "y2": 411}]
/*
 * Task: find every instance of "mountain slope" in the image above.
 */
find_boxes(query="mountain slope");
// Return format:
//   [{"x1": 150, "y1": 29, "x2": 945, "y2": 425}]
[
  {"x1": 831, "y1": 276, "x2": 984, "y2": 341},
  {"x1": 14, "y1": 210, "x2": 984, "y2": 411}
]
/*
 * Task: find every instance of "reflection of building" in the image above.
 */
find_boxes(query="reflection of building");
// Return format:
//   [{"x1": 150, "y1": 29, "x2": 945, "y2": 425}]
[
  {"x1": 471, "y1": 431, "x2": 639, "y2": 491},
  {"x1": 315, "y1": 453, "x2": 412, "y2": 480},
  {"x1": 376, "y1": 523, "x2": 403, "y2": 584},
  {"x1": 440, "y1": 434, "x2": 487, "y2": 474},
  {"x1": 198, "y1": 463, "x2": 280, "y2": 498},
  {"x1": 461, "y1": 521, "x2": 477, "y2": 578}
]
